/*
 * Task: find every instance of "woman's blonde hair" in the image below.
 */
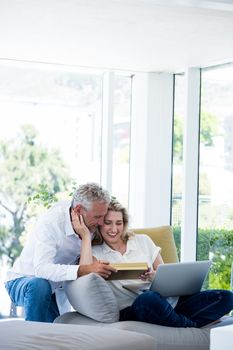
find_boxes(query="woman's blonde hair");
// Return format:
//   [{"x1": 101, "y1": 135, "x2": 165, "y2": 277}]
[{"x1": 92, "y1": 198, "x2": 134, "y2": 245}]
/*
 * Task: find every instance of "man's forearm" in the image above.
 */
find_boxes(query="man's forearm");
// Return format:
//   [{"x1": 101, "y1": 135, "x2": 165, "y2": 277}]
[
  {"x1": 79, "y1": 236, "x2": 93, "y2": 265},
  {"x1": 78, "y1": 261, "x2": 117, "y2": 279},
  {"x1": 78, "y1": 264, "x2": 93, "y2": 277}
]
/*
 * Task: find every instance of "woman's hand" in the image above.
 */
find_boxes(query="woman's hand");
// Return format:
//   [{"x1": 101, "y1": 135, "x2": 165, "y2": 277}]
[
  {"x1": 71, "y1": 209, "x2": 91, "y2": 240},
  {"x1": 140, "y1": 267, "x2": 155, "y2": 282}
]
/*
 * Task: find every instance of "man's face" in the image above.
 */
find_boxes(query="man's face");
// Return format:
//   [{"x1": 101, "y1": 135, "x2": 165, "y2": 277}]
[{"x1": 75, "y1": 201, "x2": 109, "y2": 233}]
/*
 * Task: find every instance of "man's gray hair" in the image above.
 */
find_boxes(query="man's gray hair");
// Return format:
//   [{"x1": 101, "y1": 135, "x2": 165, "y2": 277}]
[{"x1": 71, "y1": 182, "x2": 111, "y2": 210}]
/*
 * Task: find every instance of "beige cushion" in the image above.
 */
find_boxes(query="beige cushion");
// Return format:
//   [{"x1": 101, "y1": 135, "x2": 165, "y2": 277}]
[
  {"x1": 133, "y1": 226, "x2": 179, "y2": 263},
  {"x1": 64, "y1": 273, "x2": 119, "y2": 323}
]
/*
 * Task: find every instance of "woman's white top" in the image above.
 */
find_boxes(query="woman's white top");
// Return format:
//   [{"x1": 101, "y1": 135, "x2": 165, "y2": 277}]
[{"x1": 92, "y1": 234, "x2": 161, "y2": 310}]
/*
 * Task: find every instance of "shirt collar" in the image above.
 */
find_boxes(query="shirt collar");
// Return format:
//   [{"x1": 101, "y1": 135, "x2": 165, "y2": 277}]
[
  {"x1": 101, "y1": 236, "x2": 137, "y2": 255},
  {"x1": 65, "y1": 205, "x2": 76, "y2": 237}
]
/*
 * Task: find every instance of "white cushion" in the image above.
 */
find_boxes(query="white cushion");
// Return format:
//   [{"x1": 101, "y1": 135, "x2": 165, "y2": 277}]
[
  {"x1": 64, "y1": 273, "x2": 119, "y2": 323},
  {"x1": 0, "y1": 320, "x2": 155, "y2": 350},
  {"x1": 55, "y1": 311, "x2": 100, "y2": 325},
  {"x1": 111, "y1": 321, "x2": 210, "y2": 350},
  {"x1": 55, "y1": 312, "x2": 210, "y2": 350},
  {"x1": 56, "y1": 313, "x2": 233, "y2": 350}
]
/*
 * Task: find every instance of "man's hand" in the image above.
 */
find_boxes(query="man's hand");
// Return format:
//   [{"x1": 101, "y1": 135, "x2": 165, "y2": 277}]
[
  {"x1": 71, "y1": 210, "x2": 90, "y2": 240},
  {"x1": 78, "y1": 260, "x2": 117, "y2": 279}
]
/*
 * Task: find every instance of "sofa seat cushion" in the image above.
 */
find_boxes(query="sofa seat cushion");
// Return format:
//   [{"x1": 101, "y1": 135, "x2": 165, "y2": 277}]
[
  {"x1": 0, "y1": 319, "x2": 155, "y2": 350},
  {"x1": 110, "y1": 321, "x2": 210, "y2": 350},
  {"x1": 54, "y1": 312, "x2": 233, "y2": 350},
  {"x1": 55, "y1": 312, "x2": 209, "y2": 350},
  {"x1": 55, "y1": 311, "x2": 102, "y2": 326}
]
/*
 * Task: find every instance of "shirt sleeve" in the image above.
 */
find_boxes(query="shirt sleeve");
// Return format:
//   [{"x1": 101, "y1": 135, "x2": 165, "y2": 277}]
[
  {"x1": 136, "y1": 234, "x2": 161, "y2": 266},
  {"x1": 33, "y1": 223, "x2": 78, "y2": 282}
]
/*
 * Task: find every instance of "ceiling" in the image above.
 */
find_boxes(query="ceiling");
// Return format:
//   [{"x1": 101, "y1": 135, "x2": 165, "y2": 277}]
[{"x1": 1, "y1": 0, "x2": 233, "y2": 72}]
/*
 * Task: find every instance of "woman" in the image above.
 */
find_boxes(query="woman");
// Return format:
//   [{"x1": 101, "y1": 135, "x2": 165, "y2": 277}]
[{"x1": 72, "y1": 199, "x2": 233, "y2": 328}]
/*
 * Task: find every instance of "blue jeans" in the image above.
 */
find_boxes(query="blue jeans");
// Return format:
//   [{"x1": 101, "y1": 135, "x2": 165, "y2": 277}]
[
  {"x1": 5, "y1": 277, "x2": 60, "y2": 322},
  {"x1": 120, "y1": 290, "x2": 233, "y2": 328}
]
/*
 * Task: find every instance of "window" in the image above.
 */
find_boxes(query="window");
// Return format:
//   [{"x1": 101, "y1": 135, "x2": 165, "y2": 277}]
[
  {"x1": 197, "y1": 64, "x2": 233, "y2": 289},
  {"x1": 171, "y1": 73, "x2": 185, "y2": 257},
  {"x1": 0, "y1": 60, "x2": 132, "y2": 317},
  {"x1": 112, "y1": 75, "x2": 132, "y2": 207},
  {"x1": 0, "y1": 61, "x2": 104, "y2": 182}
]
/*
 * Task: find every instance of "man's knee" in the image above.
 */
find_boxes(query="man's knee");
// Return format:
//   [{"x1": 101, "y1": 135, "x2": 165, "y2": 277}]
[{"x1": 26, "y1": 278, "x2": 52, "y2": 297}]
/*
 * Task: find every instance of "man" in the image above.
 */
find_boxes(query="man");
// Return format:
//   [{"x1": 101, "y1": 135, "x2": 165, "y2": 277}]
[{"x1": 5, "y1": 182, "x2": 116, "y2": 322}]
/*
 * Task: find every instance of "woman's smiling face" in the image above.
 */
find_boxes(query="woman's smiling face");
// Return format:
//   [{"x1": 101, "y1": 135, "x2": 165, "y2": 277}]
[{"x1": 100, "y1": 210, "x2": 124, "y2": 244}]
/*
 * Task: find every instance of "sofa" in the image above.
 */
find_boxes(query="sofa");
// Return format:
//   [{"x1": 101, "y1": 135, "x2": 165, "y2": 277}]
[
  {"x1": 0, "y1": 319, "x2": 155, "y2": 350},
  {"x1": 55, "y1": 226, "x2": 233, "y2": 350}
]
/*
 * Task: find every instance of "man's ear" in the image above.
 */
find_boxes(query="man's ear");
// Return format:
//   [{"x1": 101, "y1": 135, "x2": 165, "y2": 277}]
[{"x1": 73, "y1": 204, "x2": 82, "y2": 215}]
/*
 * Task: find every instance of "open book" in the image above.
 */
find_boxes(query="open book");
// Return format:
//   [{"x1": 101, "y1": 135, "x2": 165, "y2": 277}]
[{"x1": 109, "y1": 262, "x2": 148, "y2": 280}]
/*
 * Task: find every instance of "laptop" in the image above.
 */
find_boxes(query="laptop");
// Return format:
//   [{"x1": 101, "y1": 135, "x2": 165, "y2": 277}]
[{"x1": 123, "y1": 260, "x2": 212, "y2": 297}]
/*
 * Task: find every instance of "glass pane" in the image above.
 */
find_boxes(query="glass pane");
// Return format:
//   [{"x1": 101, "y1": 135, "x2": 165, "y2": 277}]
[
  {"x1": 171, "y1": 74, "x2": 185, "y2": 258},
  {"x1": 0, "y1": 60, "x2": 103, "y2": 317},
  {"x1": 197, "y1": 64, "x2": 233, "y2": 289},
  {"x1": 112, "y1": 75, "x2": 132, "y2": 208},
  {"x1": 0, "y1": 62, "x2": 103, "y2": 184}
]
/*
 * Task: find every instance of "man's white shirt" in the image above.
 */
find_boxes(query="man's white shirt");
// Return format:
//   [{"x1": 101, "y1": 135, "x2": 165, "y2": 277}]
[{"x1": 6, "y1": 200, "x2": 82, "y2": 314}]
